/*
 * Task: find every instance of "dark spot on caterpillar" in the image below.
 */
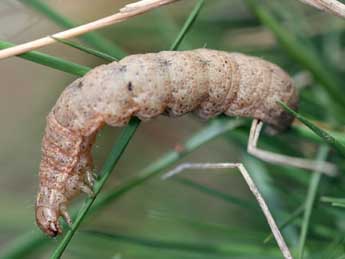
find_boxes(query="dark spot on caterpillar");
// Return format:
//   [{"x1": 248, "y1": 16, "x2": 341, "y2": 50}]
[
  {"x1": 75, "y1": 81, "x2": 83, "y2": 89},
  {"x1": 162, "y1": 107, "x2": 173, "y2": 116},
  {"x1": 200, "y1": 59, "x2": 210, "y2": 67},
  {"x1": 161, "y1": 59, "x2": 172, "y2": 67},
  {"x1": 119, "y1": 65, "x2": 127, "y2": 72},
  {"x1": 127, "y1": 82, "x2": 133, "y2": 91}
]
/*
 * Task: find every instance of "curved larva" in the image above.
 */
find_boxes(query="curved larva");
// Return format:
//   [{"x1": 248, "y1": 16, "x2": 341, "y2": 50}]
[{"x1": 35, "y1": 48, "x2": 298, "y2": 236}]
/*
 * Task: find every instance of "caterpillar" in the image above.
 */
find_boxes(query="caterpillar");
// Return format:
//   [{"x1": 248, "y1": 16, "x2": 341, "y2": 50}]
[{"x1": 35, "y1": 48, "x2": 298, "y2": 236}]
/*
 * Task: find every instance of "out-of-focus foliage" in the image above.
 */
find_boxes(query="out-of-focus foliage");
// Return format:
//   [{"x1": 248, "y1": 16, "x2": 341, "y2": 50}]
[{"x1": 1, "y1": 0, "x2": 345, "y2": 258}]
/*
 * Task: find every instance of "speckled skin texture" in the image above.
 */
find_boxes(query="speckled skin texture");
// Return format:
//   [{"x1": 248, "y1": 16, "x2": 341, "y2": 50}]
[{"x1": 36, "y1": 49, "x2": 298, "y2": 236}]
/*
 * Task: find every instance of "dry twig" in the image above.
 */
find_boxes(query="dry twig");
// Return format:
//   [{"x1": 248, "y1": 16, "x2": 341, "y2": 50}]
[
  {"x1": 0, "y1": 0, "x2": 180, "y2": 60},
  {"x1": 298, "y1": 0, "x2": 345, "y2": 19},
  {"x1": 163, "y1": 163, "x2": 293, "y2": 259}
]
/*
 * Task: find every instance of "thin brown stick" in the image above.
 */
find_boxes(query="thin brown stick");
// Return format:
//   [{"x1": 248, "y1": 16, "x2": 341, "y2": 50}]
[
  {"x1": 0, "y1": 0, "x2": 180, "y2": 60},
  {"x1": 298, "y1": 0, "x2": 345, "y2": 19},
  {"x1": 247, "y1": 119, "x2": 337, "y2": 176},
  {"x1": 162, "y1": 163, "x2": 293, "y2": 259}
]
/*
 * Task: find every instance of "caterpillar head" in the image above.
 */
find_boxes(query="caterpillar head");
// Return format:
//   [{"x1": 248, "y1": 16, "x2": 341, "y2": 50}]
[
  {"x1": 35, "y1": 186, "x2": 71, "y2": 236},
  {"x1": 35, "y1": 206, "x2": 62, "y2": 237}
]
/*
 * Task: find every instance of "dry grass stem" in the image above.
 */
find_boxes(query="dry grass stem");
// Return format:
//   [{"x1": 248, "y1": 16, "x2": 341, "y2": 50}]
[
  {"x1": 298, "y1": 0, "x2": 345, "y2": 19},
  {"x1": 0, "y1": 0, "x2": 180, "y2": 60},
  {"x1": 163, "y1": 163, "x2": 293, "y2": 259}
]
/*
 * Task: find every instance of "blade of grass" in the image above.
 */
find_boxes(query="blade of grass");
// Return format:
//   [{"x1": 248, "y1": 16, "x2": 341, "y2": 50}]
[
  {"x1": 330, "y1": 203, "x2": 345, "y2": 208},
  {"x1": 0, "y1": 118, "x2": 244, "y2": 259},
  {"x1": 279, "y1": 101, "x2": 345, "y2": 157},
  {"x1": 244, "y1": 0, "x2": 345, "y2": 109},
  {"x1": 321, "y1": 196, "x2": 345, "y2": 204},
  {"x1": 298, "y1": 145, "x2": 329, "y2": 259},
  {"x1": 243, "y1": 154, "x2": 299, "y2": 246},
  {"x1": 264, "y1": 204, "x2": 305, "y2": 244},
  {"x1": 2, "y1": 0, "x2": 204, "y2": 72},
  {"x1": 52, "y1": 0, "x2": 199, "y2": 63},
  {"x1": 51, "y1": 37, "x2": 118, "y2": 62},
  {"x1": 321, "y1": 196, "x2": 345, "y2": 208},
  {"x1": 51, "y1": 1, "x2": 204, "y2": 257},
  {"x1": 0, "y1": 40, "x2": 90, "y2": 76},
  {"x1": 291, "y1": 125, "x2": 345, "y2": 146},
  {"x1": 2, "y1": 0, "x2": 128, "y2": 74},
  {"x1": 169, "y1": 0, "x2": 204, "y2": 50},
  {"x1": 0, "y1": 0, "x2": 181, "y2": 59},
  {"x1": 174, "y1": 177, "x2": 258, "y2": 210},
  {"x1": 149, "y1": 210, "x2": 268, "y2": 240},
  {"x1": 19, "y1": 0, "x2": 126, "y2": 59},
  {"x1": 83, "y1": 230, "x2": 282, "y2": 257},
  {"x1": 27, "y1": 0, "x2": 204, "y2": 69}
]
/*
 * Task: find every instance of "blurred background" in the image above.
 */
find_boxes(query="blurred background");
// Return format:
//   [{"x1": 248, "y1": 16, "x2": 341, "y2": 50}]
[{"x1": 1, "y1": 0, "x2": 345, "y2": 258}]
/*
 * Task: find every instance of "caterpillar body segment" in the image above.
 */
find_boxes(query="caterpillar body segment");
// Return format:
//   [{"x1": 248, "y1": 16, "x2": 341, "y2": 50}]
[
  {"x1": 53, "y1": 49, "x2": 297, "y2": 130},
  {"x1": 36, "y1": 49, "x2": 298, "y2": 236}
]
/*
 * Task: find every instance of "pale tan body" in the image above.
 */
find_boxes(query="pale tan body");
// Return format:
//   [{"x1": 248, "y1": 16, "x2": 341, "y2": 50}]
[{"x1": 36, "y1": 49, "x2": 298, "y2": 236}]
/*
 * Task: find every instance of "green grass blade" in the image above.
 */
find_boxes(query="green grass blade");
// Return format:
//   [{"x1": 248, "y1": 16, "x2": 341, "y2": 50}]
[
  {"x1": 330, "y1": 203, "x2": 345, "y2": 208},
  {"x1": 298, "y1": 145, "x2": 329, "y2": 259},
  {"x1": 174, "y1": 177, "x2": 258, "y2": 210},
  {"x1": 52, "y1": 37, "x2": 118, "y2": 62},
  {"x1": 51, "y1": 118, "x2": 141, "y2": 258},
  {"x1": 291, "y1": 125, "x2": 345, "y2": 146},
  {"x1": 20, "y1": 0, "x2": 126, "y2": 59},
  {"x1": 279, "y1": 101, "x2": 345, "y2": 157},
  {"x1": 83, "y1": 230, "x2": 282, "y2": 257},
  {"x1": 243, "y1": 154, "x2": 299, "y2": 245},
  {"x1": 86, "y1": 230, "x2": 228, "y2": 256},
  {"x1": 321, "y1": 197, "x2": 345, "y2": 204},
  {"x1": 169, "y1": 0, "x2": 205, "y2": 51},
  {"x1": 244, "y1": 0, "x2": 345, "y2": 108},
  {"x1": 264, "y1": 205, "x2": 304, "y2": 244},
  {"x1": 321, "y1": 196, "x2": 345, "y2": 208},
  {"x1": 0, "y1": 230, "x2": 48, "y2": 259},
  {"x1": 149, "y1": 210, "x2": 267, "y2": 240},
  {"x1": 0, "y1": 40, "x2": 90, "y2": 76}
]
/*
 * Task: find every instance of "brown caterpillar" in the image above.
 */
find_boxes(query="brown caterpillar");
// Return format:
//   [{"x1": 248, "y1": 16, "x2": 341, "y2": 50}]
[{"x1": 35, "y1": 48, "x2": 298, "y2": 236}]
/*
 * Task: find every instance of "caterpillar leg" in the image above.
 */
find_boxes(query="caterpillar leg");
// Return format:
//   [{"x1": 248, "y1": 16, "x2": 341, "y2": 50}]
[
  {"x1": 60, "y1": 204, "x2": 72, "y2": 227},
  {"x1": 247, "y1": 119, "x2": 337, "y2": 176},
  {"x1": 85, "y1": 170, "x2": 96, "y2": 187},
  {"x1": 162, "y1": 162, "x2": 293, "y2": 259},
  {"x1": 58, "y1": 173, "x2": 95, "y2": 230},
  {"x1": 80, "y1": 183, "x2": 95, "y2": 197}
]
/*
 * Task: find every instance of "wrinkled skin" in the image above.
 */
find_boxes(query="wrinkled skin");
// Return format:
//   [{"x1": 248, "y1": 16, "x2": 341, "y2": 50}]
[{"x1": 36, "y1": 49, "x2": 298, "y2": 236}]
